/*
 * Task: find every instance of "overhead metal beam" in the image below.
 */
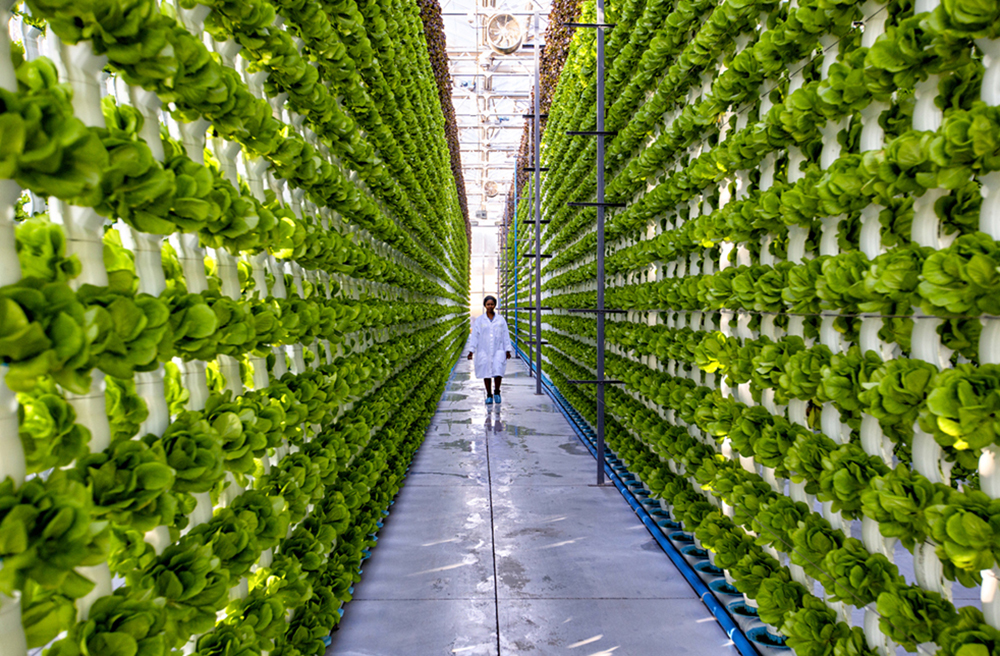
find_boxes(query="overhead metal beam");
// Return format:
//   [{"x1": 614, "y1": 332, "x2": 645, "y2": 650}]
[
  {"x1": 441, "y1": 11, "x2": 550, "y2": 15},
  {"x1": 453, "y1": 91, "x2": 531, "y2": 98},
  {"x1": 456, "y1": 123, "x2": 526, "y2": 128},
  {"x1": 445, "y1": 53, "x2": 539, "y2": 60},
  {"x1": 452, "y1": 73, "x2": 534, "y2": 77}
]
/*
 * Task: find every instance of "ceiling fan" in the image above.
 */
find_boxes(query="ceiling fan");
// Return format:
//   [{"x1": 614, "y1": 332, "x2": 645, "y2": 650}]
[{"x1": 485, "y1": 13, "x2": 522, "y2": 55}]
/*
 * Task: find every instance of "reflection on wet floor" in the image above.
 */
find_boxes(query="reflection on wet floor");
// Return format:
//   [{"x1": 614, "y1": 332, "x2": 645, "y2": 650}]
[
  {"x1": 325, "y1": 356, "x2": 739, "y2": 656},
  {"x1": 437, "y1": 438, "x2": 477, "y2": 453},
  {"x1": 483, "y1": 415, "x2": 506, "y2": 435}
]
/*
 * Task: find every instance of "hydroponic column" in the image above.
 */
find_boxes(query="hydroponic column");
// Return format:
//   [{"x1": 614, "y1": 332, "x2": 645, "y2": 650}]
[
  {"x1": 205, "y1": 129, "x2": 252, "y2": 527},
  {"x1": 858, "y1": 0, "x2": 889, "y2": 264},
  {"x1": 166, "y1": 118, "x2": 213, "y2": 408},
  {"x1": 0, "y1": 587, "x2": 26, "y2": 656},
  {"x1": 909, "y1": 0, "x2": 950, "y2": 509},
  {"x1": 0, "y1": 177, "x2": 24, "y2": 488},
  {"x1": 981, "y1": 36, "x2": 1000, "y2": 243},
  {"x1": 975, "y1": 31, "x2": 1000, "y2": 632},
  {"x1": 118, "y1": 80, "x2": 172, "y2": 440},
  {"x1": 978, "y1": 34, "x2": 1000, "y2": 377},
  {"x1": 316, "y1": 207, "x2": 336, "y2": 365},
  {"x1": 280, "y1": 182, "x2": 309, "y2": 358},
  {"x1": 167, "y1": 7, "x2": 216, "y2": 539},
  {"x1": 45, "y1": 36, "x2": 117, "y2": 623},
  {"x1": 210, "y1": 135, "x2": 246, "y2": 398},
  {"x1": 103, "y1": 77, "x2": 176, "y2": 555},
  {"x1": 235, "y1": 59, "x2": 280, "y2": 391},
  {"x1": 299, "y1": 200, "x2": 327, "y2": 365},
  {"x1": 0, "y1": 4, "x2": 29, "y2": 653}
]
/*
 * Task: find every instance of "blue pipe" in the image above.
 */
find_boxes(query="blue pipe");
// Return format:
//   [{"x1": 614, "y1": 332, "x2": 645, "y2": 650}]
[{"x1": 518, "y1": 347, "x2": 760, "y2": 656}]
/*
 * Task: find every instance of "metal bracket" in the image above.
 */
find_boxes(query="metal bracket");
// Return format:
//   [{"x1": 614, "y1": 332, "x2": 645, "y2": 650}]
[
  {"x1": 567, "y1": 201, "x2": 626, "y2": 208},
  {"x1": 566, "y1": 130, "x2": 618, "y2": 136}
]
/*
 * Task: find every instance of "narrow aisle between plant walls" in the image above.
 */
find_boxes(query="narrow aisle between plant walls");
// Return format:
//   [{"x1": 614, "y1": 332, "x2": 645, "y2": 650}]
[{"x1": 326, "y1": 357, "x2": 740, "y2": 656}]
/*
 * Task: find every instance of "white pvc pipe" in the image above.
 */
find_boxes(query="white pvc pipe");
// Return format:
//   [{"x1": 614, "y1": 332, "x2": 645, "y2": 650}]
[
  {"x1": 914, "y1": 540, "x2": 951, "y2": 600},
  {"x1": 913, "y1": 76, "x2": 942, "y2": 132},
  {"x1": 0, "y1": 378, "x2": 25, "y2": 485},
  {"x1": 979, "y1": 445, "x2": 1000, "y2": 498},
  {"x1": 65, "y1": 372, "x2": 112, "y2": 453},
  {"x1": 0, "y1": 179, "x2": 22, "y2": 288},
  {"x1": 60, "y1": 42, "x2": 106, "y2": 127},
  {"x1": 913, "y1": 427, "x2": 949, "y2": 485},
  {"x1": 912, "y1": 188, "x2": 947, "y2": 249},
  {"x1": 0, "y1": 593, "x2": 27, "y2": 656},
  {"x1": 209, "y1": 135, "x2": 245, "y2": 399},
  {"x1": 75, "y1": 563, "x2": 113, "y2": 620},
  {"x1": 0, "y1": 0, "x2": 17, "y2": 90},
  {"x1": 981, "y1": 171, "x2": 1000, "y2": 240},
  {"x1": 983, "y1": 566, "x2": 1000, "y2": 629}
]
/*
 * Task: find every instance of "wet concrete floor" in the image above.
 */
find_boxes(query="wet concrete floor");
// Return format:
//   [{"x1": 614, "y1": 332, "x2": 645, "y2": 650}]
[{"x1": 326, "y1": 357, "x2": 739, "y2": 656}]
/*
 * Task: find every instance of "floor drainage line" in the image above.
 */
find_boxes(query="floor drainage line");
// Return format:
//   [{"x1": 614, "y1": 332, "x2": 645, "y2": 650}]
[
  {"x1": 484, "y1": 399, "x2": 502, "y2": 655},
  {"x1": 444, "y1": 354, "x2": 502, "y2": 653},
  {"x1": 513, "y1": 347, "x2": 761, "y2": 656}
]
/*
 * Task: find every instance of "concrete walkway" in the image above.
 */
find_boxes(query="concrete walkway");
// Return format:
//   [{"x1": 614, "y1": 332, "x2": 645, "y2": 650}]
[{"x1": 325, "y1": 357, "x2": 739, "y2": 656}]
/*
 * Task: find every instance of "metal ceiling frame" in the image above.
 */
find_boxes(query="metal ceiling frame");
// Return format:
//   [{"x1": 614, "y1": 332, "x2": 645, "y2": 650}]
[{"x1": 442, "y1": 0, "x2": 551, "y2": 224}]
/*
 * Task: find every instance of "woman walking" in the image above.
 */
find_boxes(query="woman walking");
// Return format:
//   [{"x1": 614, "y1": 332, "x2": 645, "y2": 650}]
[{"x1": 466, "y1": 296, "x2": 512, "y2": 407}]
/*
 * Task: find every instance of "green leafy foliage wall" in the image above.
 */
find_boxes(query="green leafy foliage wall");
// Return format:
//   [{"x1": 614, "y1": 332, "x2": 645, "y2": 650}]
[
  {"x1": 417, "y1": 0, "x2": 472, "y2": 240},
  {"x1": 0, "y1": 0, "x2": 469, "y2": 652},
  {"x1": 505, "y1": 0, "x2": 1000, "y2": 653}
]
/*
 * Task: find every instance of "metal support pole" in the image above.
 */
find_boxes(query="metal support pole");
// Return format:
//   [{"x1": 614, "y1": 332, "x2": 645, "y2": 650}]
[
  {"x1": 595, "y1": 0, "x2": 607, "y2": 485},
  {"x1": 532, "y1": 10, "x2": 543, "y2": 395},
  {"x1": 525, "y1": 153, "x2": 534, "y2": 373},
  {"x1": 513, "y1": 176, "x2": 519, "y2": 356},
  {"x1": 523, "y1": 73, "x2": 535, "y2": 373},
  {"x1": 499, "y1": 224, "x2": 505, "y2": 311}
]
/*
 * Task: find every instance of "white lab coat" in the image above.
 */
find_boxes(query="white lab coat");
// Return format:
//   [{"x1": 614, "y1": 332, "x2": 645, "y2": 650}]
[{"x1": 467, "y1": 312, "x2": 512, "y2": 379}]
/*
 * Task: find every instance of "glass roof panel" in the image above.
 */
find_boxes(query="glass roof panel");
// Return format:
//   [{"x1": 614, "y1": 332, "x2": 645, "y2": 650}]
[{"x1": 441, "y1": 0, "x2": 552, "y2": 227}]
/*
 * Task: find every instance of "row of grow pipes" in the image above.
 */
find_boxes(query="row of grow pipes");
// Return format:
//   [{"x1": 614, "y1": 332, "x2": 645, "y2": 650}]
[
  {"x1": 0, "y1": 0, "x2": 426, "y2": 651},
  {"x1": 0, "y1": 0, "x2": 23, "y2": 646},
  {"x1": 534, "y1": 0, "x2": 1000, "y2": 653},
  {"x1": 686, "y1": 1, "x2": 1000, "y2": 652}
]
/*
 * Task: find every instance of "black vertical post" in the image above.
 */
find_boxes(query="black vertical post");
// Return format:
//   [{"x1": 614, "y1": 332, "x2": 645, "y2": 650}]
[
  {"x1": 532, "y1": 10, "x2": 543, "y2": 395},
  {"x1": 513, "y1": 178, "x2": 519, "y2": 356},
  {"x1": 595, "y1": 0, "x2": 608, "y2": 485},
  {"x1": 562, "y1": 16, "x2": 613, "y2": 484},
  {"x1": 525, "y1": 135, "x2": 534, "y2": 373},
  {"x1": 499, "y1": 223, "x2": 505, "y2": 312}
]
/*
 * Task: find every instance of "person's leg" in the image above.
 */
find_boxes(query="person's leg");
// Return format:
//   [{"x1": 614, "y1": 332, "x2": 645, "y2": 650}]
[
  {"x1": 493, "y1": 376, "x2": 502, "y2": 394},
  {"x1": 484, "y1": 378, "x2": 493, "y2": 396}
]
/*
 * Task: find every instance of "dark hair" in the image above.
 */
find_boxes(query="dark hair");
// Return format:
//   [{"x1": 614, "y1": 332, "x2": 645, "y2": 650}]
[{"x1": 483, "y1": 295, "x2": 497, "y2": 306}]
